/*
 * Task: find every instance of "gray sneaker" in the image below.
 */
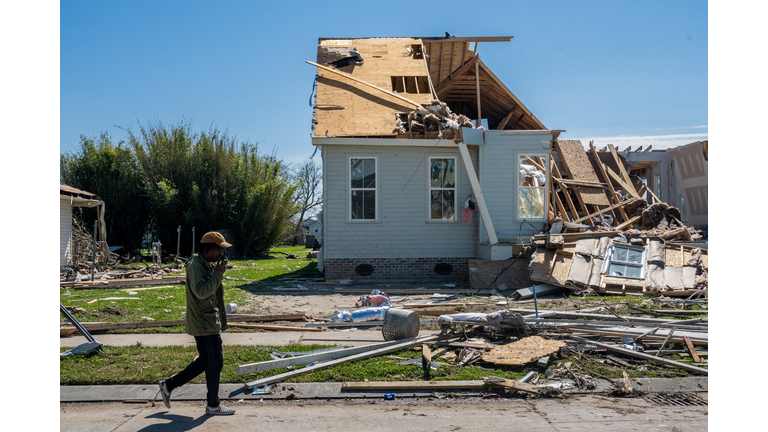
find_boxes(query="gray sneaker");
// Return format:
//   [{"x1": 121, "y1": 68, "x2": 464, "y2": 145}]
[
  {"x1": 158, "y1": 381, "x2": 171, "y2": 409},
  {"x1": 205, "y1": 404, "x2": 235, "y2": 416}
]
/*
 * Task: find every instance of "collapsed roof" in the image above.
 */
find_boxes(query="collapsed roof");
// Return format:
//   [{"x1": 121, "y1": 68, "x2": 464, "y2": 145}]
[{"x1": 310, "y1": 36, "x2": 545, "y2": 138}]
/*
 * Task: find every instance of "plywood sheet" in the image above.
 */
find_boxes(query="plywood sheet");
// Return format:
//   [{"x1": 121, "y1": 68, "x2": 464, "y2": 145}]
[
  {"x1": 554, "y1": 140, "x2": 610, "y2": 206},
  {"x1": 550, "y1": 252, "x2": 572, "y2": 286},
  {"x1": 468, "y1": 258, "x2": 531, "y2": 290},
  {"x1": 530, "y1": 249, "x2": 557, "y2": 281},
  {"x1": 482, "y1": 336, "x2": 566, "y2": 366}
]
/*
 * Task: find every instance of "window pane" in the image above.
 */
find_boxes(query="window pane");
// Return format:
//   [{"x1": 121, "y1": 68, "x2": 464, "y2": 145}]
[
  {"x1": 626, "y1": 248, "x2": 643, "y2": 263},
  {"x1": 363, "y1": 191, "x2": 376, "y2": 219},
  {"x1": 351, "y1": 190, "x2": 363, "y2": 219},
  {"x1": 624, "y1": 265, "x2": 642, "y2": 278},
  {"x1": 431, "y1": 190, "x2": 443, "y2": 219},
  {"x1": 351, "y1": 159, "x2": 363, "y2": 189},
  {"x1": 363, "y1": 159, "x2": 376, "y2": 188},
  {"x1": 609, "y1": 263, "x2": 626, "y2": 277},
  {"x1": 442, "y1": 190, "x2": 455, "y2": 219},
  {"x1": 442, "y1": 159, "x2": 455, "y2": 188},
  {"x1": 614, "y1": 247, "x2": 628, "y2": 261},
  {"x1": 519, "y1": 188, "x2": 545, "y2": 219},
  {"x1": 430, "y1": 159, "x2": 443, "y2": 188}
]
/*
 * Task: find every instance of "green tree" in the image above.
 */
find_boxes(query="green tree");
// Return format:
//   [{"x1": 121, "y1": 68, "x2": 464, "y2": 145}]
[
  {"x1": 60, "y1": 133, "x2": 149, "y2": 253},
  {"x1": 128, "y1": 121, "x2": 297, "y2": 257}
]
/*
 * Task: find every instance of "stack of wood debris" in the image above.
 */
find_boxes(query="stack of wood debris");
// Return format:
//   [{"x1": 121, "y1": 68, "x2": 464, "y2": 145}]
[
  {"x1": 234, "y1": 303, "x2": 706, "y2": 398},
  {"x1": 394, "y1": 99, "x2": 475, "y2": 139},
  {"x1": 529, "y1": 140, "x2": 708, "y2": 297}
]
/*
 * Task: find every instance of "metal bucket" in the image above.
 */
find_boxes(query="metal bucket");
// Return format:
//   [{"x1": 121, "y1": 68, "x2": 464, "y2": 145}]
[{"x1": 381, "y1": 308, "x2": 420, "y2": 341}]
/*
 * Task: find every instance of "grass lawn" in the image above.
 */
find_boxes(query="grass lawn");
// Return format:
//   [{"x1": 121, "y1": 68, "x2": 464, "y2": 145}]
[{"x1": 60, "y1": 245, "x2": 319, "y2": 333}]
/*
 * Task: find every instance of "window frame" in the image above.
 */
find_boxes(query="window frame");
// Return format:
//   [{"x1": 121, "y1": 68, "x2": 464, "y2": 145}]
[
  {"x1": 606, "y1": 244, "x2": 647, "y2": 280},
  {"x1": 516, "y1": 153, "x2": 549, "y2": 221},
  {"x1": 426, "y1": 156, "x2": 459, "y2": 222},
  {"x1": 348, "y1": 156, "x2": 379, "y2": 222}
]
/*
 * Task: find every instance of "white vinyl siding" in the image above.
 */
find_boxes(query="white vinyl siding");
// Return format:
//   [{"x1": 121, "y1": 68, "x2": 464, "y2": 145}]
[
  {"x1": 60, "y1": 197, "x2": 73, "y2": 266},
  {"x1": 322, "y1": 144, "x2": 474, "y2": 259},
  {"x1": 479, "y1": 130, "x2": 552, "y2": 243}
]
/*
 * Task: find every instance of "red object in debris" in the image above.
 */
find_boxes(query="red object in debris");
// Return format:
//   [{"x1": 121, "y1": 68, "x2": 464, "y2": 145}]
[
  {"x1": 482, "y1": 393, "x2": 501, "y2": 399},
  {"x1": 369, "y1": 295, "x2": 389, "y2": 306}
]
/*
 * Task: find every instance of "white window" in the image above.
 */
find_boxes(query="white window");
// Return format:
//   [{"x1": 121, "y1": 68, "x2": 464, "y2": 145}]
[
  {"x1": 429, "y1": 157, "x2": 457, "y2": 221},
  {"x1": 518, "y1": 154, "x2": 547, "y2": 219},
  {"x1": 607, "y1": 245, "x2": 646, "y2": 279},
  {"x1": 350, "y1": 158, "x2": 376, "y2": 220}
]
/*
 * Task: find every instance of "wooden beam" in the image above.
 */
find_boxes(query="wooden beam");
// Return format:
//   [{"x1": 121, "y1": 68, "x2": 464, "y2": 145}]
[
  {"x1": 420, "y1": 40, "x2": 438, "y2": 99},
  {"x1": 342, "y1": 380, "x2": 486, "y2": 390},
  {"x1": 644, "y1": 145, "x2": 653, "y2": 152},
  {"x1": 497, "y1": 109, "x2": 517, "y2": 130},
  {"x1": 245, "y1": 335, "x2": 442, "y2": 389},
  {"x1": 589, "y1": 141, "x2": 629, "y2": 223},
  {"x1": 475, "y1": 61, "x2": 482, "y2": 125},
  {"x1": 607, "y1": 144, "x2": 639, "y2": 197},
  {"x1": 683, "y1": 336, "x2": 702, "y2": 363},
  {"x1": 484, "y1": 376, "x2": 539, "y2": 394},
  {"x1": 420, "y1": 36, "x2": 514, "y2": 43},
  {"x1": 550, "y1": 158, "x2": 585, "y2": 225},
  {"x1": 569, "y1": 336, "x2": 708, "y2": 375},
  {"x1": 458, "y1": 141, "x2": 498, "y2": 244},
  {"x1": 604, "y1": 166, "x2": 641, "y2": 199},
  {"x1": 306, "y1": 61, "x2": 421, "y2": 109},
  {"x1": 227, "y1": 323, "x2": 322, "y2": 332},
  {"x1": 615, "y1": 215, "x2": 641, "y2": 230},
  {"x1": 573, "y1": 198, "x2": 639, "y2": 224}
]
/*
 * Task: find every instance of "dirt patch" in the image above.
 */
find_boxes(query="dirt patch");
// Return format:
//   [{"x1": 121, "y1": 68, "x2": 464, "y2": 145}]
[{"x1": 96, "y1": 306, "x2": 130, "y2": 316}]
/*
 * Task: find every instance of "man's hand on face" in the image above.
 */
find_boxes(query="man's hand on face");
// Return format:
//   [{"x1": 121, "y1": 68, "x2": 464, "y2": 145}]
[{"x1": 215, "y1": 260, "x2": 227, "y2": 274}]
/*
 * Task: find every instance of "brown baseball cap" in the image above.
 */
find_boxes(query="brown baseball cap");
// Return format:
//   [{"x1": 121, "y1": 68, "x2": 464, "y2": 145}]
[{"x1": 200, "y1": 231, "x2": 233, "y2": 248}]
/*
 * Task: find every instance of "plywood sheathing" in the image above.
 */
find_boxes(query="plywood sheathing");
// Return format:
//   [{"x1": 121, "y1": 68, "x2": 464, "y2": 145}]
[
  {"x1": 553, "y1": 140, "x2": 611, "y2": 207},
  {"x1": 314, "y1": 38, "x2": 435, "y2": 137},
  {"x1": 481, "y1": 336, "x2": 566, "y2": 366}
]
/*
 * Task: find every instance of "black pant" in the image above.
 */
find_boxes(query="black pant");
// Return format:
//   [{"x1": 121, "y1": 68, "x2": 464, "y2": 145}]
[{"x1": 165, "y1": 334, "x2": 223, "y2": 408}]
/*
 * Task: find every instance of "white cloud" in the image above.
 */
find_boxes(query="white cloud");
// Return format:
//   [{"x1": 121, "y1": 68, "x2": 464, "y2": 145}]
[{"x1": 571, "y1": 132, "x2": 708, "y2": 150}]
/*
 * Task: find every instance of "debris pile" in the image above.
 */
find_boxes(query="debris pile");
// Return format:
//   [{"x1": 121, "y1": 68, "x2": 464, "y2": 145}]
[
  {"x1": 394, "y1": 100, "x2": 475, "y2": 139},
  {"x1": 530, "y1": 140, "x2": 708, "y2": 297}
]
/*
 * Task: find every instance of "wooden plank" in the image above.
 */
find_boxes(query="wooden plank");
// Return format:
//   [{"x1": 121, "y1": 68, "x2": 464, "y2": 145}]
[
  {"x1": 342, "y1": 380, "x2": 486, "y2": 390},
  {"x1": 245, "y1": 335, "x2": 442, "y2": 389},
  {"x1": 573, "y1": 198, "x2": 639, "y2": 224},
  {"x1": 683, "y1": 336, "x2": 702, "y2": 363},
  {"x1": 497, "y1": 109, "x2": 516, "y2": 130},
  {"x1": 484, "y1": 376, "x2": 539, "y2": 394},
  {"x1": 238, "y1": 339, "x2": 414, "y2": 375},
  {"x1": 589, "y1": 140, "x2": 629, "y2": 223},
  {"x1": 604, "y1": 166, "x2": 642, "y2": 199},
  {"x1": 475, "y1": 61, "x2": 482, "y2": 125},
  {"x1": 227, "y1": 323, "x2": 322, "y2": 332},
  {"x1": 553, "y1": 140, "x2": 610, "y2": 206},
  {"x1": 607, "y1": 144, "x2": 639, "y2": 197},
  {"x1": 458, "y1": 141, "x2": 498, "y2": 244},
  {"x1": 615, "y1": 215, "x2": 641, "y2": 230},
  {"x1": 569, "y1": 336, "x2": 708, "y2": 375},
  {"x1": 550, "y1": 157, "x2": 587, "y2": 225}
]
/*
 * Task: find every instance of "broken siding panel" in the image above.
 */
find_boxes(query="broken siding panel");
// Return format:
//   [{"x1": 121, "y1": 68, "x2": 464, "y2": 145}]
[
  {"x1": 479, "y1": 131, "x2": 551, "y2": 243},
  {"x1": 60, "y1": 197, "x2": 73, "y2": 266},
  {"x1": 321, "y1": 144, "x2": 474, "y2": 260}
]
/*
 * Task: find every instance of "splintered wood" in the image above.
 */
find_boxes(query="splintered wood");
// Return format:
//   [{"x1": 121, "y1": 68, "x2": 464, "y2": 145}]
[
  {"x1": 554, "y1": 140, "x2": 610, "y2": 206},
  {"x1": 481, "y1": 336, "x2": 566, "y2": 366}
]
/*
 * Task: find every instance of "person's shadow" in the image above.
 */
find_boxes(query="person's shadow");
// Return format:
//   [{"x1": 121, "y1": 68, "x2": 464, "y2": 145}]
[{"x1": 136, "y1": 411, "x2": 212, "y2": 432}]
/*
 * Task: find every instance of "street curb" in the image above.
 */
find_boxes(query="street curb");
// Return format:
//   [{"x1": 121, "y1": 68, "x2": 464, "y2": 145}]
[{"x1": 61, "y1": 377, "x2": 707, "y2": 403}]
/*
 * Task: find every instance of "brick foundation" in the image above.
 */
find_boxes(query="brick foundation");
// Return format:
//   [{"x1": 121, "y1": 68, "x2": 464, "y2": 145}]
[{"x1": 323, "y1": 257, "x2": 470, "y2": 283}]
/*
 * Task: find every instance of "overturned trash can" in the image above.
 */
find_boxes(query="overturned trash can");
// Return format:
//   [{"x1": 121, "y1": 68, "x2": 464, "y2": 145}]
[{"x1": 381, "y1": 308, "x2": 420, "y2": 341}]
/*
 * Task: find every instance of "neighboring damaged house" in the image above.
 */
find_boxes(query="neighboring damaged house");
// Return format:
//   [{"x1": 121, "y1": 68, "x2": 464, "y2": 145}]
[
  {"x1": 309, "y1": 36, "x2": 558, "y2": 282},
  {"x1": 60, "y1": 184, "x2": 107, "y2": 266},
  {"x1": 601, "y1": 141, "x2": 708, "y2": 231}
]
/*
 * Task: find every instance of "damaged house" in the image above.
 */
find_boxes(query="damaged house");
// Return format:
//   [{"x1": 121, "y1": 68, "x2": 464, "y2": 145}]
[
  {"x1": 309, "y1": 36, "x2": 554, "y2": 282},
  {"x1": 308, "y1": 36, "x2": 707, "y2": 293},
  {"x1": 60, "y1": 184, "x2": 107, "y2": 267}
]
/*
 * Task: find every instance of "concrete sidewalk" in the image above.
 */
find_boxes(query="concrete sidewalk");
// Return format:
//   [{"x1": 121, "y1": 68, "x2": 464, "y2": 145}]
[{"x1": 61, "y1": 328, "x2": 438, "y2": 348}]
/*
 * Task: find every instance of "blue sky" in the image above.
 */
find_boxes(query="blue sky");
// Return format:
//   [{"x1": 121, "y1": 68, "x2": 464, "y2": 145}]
[{"x1": 58, "y1": 0, "x2": 708, "y2": 166}]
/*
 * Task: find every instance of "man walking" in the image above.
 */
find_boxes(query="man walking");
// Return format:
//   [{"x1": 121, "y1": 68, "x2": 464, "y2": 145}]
[{"x1": 158, "y1": 231, "x2": 235, "y2": 415}]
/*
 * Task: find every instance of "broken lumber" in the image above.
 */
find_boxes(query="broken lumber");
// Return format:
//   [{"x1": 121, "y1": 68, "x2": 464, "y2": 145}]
[
  {"x1": 341, "y1": 380, "x2": 485, "y2": 390},
  {"x1": 244, "y1": 334, "x2": 442, "y2": 389},
  {"x1": 484, "y1": 376, "x2": 539, "y2": 394},
  {"x1": 569, "y1": 336, "x2": 708, "y2": 375},
  {"x1": 683, "y1": 336, "x2": 702, "y2": 363},
  {"x1": 227, "y1": 323, "x2": 322, "y2": 332}
]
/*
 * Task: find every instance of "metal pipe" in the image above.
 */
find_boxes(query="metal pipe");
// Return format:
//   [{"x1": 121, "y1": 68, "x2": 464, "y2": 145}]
[
  {"x1": 91, "y1": 220, "x2": 98, "y2": 281},
  {"x1": 176, "y1": 225, "x2": 181, "y2": 262},
  {"x1": 532, "y1": 284, "x2": 538, "y2": 319}
]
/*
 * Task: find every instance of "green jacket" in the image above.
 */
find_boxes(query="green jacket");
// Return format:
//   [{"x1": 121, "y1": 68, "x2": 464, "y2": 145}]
[{"x1": 184, "y1": 255, "x2": 228, "y2": 336}]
